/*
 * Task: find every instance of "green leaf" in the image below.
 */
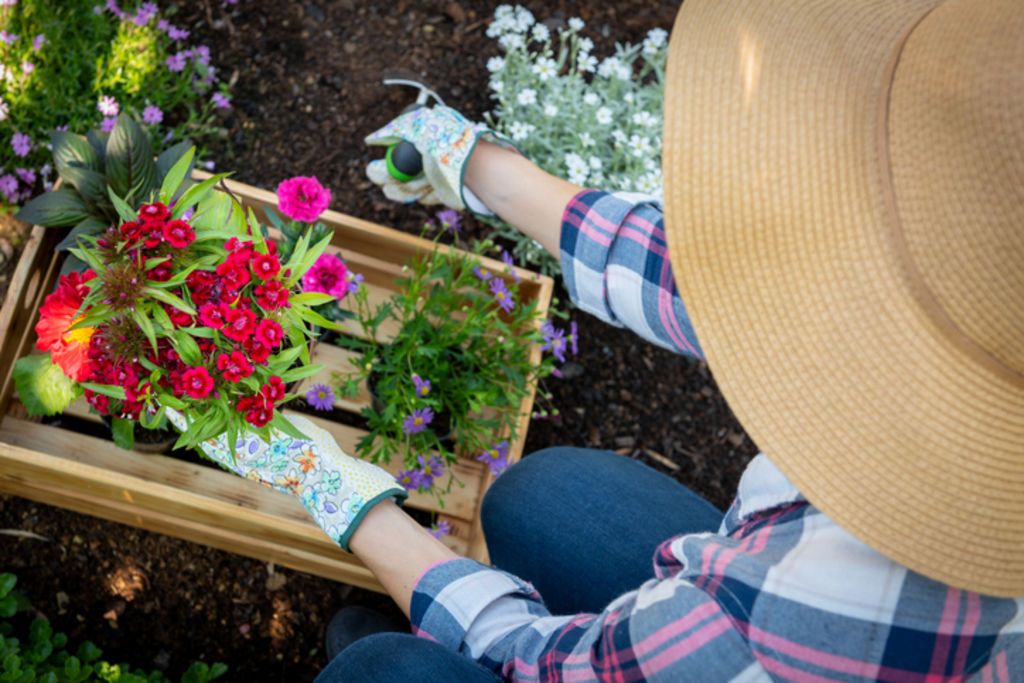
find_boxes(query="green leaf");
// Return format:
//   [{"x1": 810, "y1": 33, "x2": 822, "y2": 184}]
[
  {"x1": 270, "y1": 345, "x2": 304, "y2": 366},
  {"x1": 269, "y1": 413, "x2": 308, "y2": 441},
  {"x1": 0, "y1": 595, "x2": 16, "y2": 618},
  {"x1": 86, "y1": 130, "x2": 109, "y2": 160},
  {"x1": 143, "y1": 287, "x2": 195, "y2": 316},
  {"x1": 51, "y1": 130, "x2": 103, "y2": 173},
  {"x1": 0, "y1": 573, "x2": 15, "y2": 599},
  {"x1": 171, "y1": 174, "x2": 223, "y2": 221},
  {"x1": 173, "y1": 329, "x2": 202, "y2": 366},
  {"x1": 58, "y1": 166, "x2": 108, "y2": 206},
  {"x1": 291, "y1": 292, "x2": 337, "y2": 306},
  {"x1": 299, "y1": 306, "x2": 343, "y2": 331},
  {"x1": 159, "y1": 145, "x2": 195, "y2": 205},
  {"x1": 79, "y1": 382, "x2": 127, "y2": 401},
  {"x1": 181, "y1": 326, "x2": 215, "y2": 339},
  {"x1": 105, "y1": 114, "x2": 158, "y2": 204},
  {"x1": 106, "y1": 186, "x2": 139, "y2": 223},
  {"x1": 68, "y1": 246, "x2": 106, "y2": 277},
  {"x1": 12, "y1": 354, "x2": 78, "y2": 417},
  {"x1": 110, "y1": 417, "x2": 134, "y2": 450},
  {"x1": 55, "y1": 217, "x2": 109, "y2": 252},
  {"x1": 133, "y1": 309, "x2": 158, "y2": 353},
  {"x1": 193, "y1": 191, "x2": 239, "y2": 234},
  {"x1": 278, "y1": 364, "x2": 323, "y2": 384},
  {"x1": 156, "y1": 142, "x2": 195, "y2": 201},
  {"x1": 156, "y1": 392, "x2": 185, "y2": 411},
  {"x1": 14, "y1": 187, "x2": 92, "y2": 228}
]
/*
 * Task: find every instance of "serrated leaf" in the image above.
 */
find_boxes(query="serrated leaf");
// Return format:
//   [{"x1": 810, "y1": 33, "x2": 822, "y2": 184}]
[
  {"x1": 13, "y1": 354, "x2": 78, "y2": 416},
  {"x1": 51, "y1": 130, "x2": 103, "y2": 172},
  {"x1": 106, "y1": 114, "x2": 158, "y2": 205},
  {"x1": 14, "y1": 187, "x2": 92, "y2": 228},
  {"x1": 56, "y1": 217, "x2": 109, "y2": 252},
  {"x1": 58, "y1": 166, "x2": 108, "y2": 206}
]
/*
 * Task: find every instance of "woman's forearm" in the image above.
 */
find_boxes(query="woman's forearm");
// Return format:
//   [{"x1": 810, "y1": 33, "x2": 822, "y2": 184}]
[{"x1": 464, "y1": 140, "x2": 583, "y2": 262}]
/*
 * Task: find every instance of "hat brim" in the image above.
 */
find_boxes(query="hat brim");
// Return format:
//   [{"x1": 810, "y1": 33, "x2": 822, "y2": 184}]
[{"x1": 663, "y1": 0, "x2": 1024, "y2": 596}]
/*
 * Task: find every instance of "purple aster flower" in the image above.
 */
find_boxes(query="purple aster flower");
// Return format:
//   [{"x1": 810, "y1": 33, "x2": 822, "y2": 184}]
[
  {"x1": 142, "y1": 105, "x2": 163, "y2": 125},
  {"x1": 412, "y1": 374, "x2": 431, "y2": 398},
  {"x1": 32, "y1": 34, "x2": 46, "y2": 51},
  {"x1": 436, "y1": 208, "x2": 461, "y2": 232},
  {"x1": 167, "y1": 25, "x2": 190, "y2": 41},
  {"x1": 194, "y1": 45, "x2": 211, "y2": 65},
  {"x1": 541, "y1": 323, "x2": 567, "y2": 362},
  {"x1": 347, "y1": 272, "x2": 364, "y2": 293},
  {"x1": 15, "y1": 168, "x2": 35, "y2": 185},
  {"x1": 11, "y1": 132, "x2": 31, "y2": 157},
  {"x1": 20, "y1": 61, "x2": 33, "y2": 74},
  {"x1": 490, "y1": 277, "x2": 515, "y2": 313},
  {"x1": 99, "y1": 117, "x2": 117, "y2": 133},
  {"x1": 395, "y1": 469, "x2": 424, "y2": 492},
  {"x1": 0, "y1": 174, "x2": 18, "y2": 202},
  {"x1": 0, "y1": 31, "x2": 18, "y2": 45},
  {"x1": 477, "y1": 441, "x2": 510, "y2": 477},
  {"x1": 569, "y1": 320, "x2": 579, "y2": 355},
  {"x1": 305, "y1": 383, "x2": 335, "y2": 411},
  {"x1": 501, "y1": 249, "x2": 521, "y2": 282},
  {"x1": 416, "y1": 453, "x2": 444, "y2": 487},
  {"x1": 212, "y1": 92, "x2": 231, "y2": 109},
  {"x1": 165, "y1": 52, "x2": 186, "y2": 72},
  {"x1": 472, "y1": 265, "x2": 492, "y2": 281},
  {"x1": 402, "y1": 407, "x2": 434, "y2": 435},
  {"x1": 428, "y1": 520, "x2": 451, "y2": 539},
  {"x1": 97, "y1": 95, "x2": 118, "y2": 116}
]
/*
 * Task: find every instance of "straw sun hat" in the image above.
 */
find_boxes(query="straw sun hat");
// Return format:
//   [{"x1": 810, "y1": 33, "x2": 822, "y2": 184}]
[{"x1": 662, "y1": 0, "x2": 1022, "y2": 596}]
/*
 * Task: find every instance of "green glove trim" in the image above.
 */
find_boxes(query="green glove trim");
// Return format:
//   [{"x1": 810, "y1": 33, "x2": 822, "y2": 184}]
[
  {"x1": 337, "y1": 488, "x2": 409, "y2": 553},
  {"x1": 386, "y1": 144, "x2": 423, "y2": 183}
]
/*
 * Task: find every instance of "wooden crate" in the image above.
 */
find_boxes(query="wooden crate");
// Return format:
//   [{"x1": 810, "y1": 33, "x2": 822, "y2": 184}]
[{"x1": 0, "y1": 177, "x2": 554, "y2": 593}]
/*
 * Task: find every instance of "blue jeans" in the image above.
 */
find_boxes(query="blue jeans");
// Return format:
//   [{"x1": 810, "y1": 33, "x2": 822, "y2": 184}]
[{"x1": 316, "y1": 447, "x2": 723, "y2": 682}]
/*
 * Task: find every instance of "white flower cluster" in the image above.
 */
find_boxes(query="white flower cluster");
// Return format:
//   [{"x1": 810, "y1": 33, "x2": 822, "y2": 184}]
[{"x1": 483, "y1": 5, "x2": 670, "y2": 274}]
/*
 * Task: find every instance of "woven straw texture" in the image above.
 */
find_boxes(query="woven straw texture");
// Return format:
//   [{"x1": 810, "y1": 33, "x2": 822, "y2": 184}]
[{"x1": 662, "y1": 0, "x2": 1023, "y2": 596}]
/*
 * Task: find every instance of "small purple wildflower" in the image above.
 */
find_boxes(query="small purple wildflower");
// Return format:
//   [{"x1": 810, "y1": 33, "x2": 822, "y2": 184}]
[
  {"x1": 20, "y1": 61, "x2": 33, "y2": 74},
  {"x1": 212, "y1": 92, "x2": 231, "y2": 109},
  {"x1": 157, "y1": 18, "x2": 169, "y2": 31},
  {"x1": 472, "y1": 265, "x2": 492, "y2": 281},
  {"x1": 11, "y1": 132, "x2": 31, "y2": 157},
  {"x1": 181, "y1": 207, "x2": 195, "y2": 221},
  {"x1": 32, "y1": 34, "x2": 46, "y2": 51},
  {"x1": 133, "y1": 2, "x2": 158, "y2": 25},
  {"x1": 490, "y1": 277, "x2": 515, "y2": 313},
  {"x1": 142, "y1": 105, "x2": 163, "y2": 125},
  {"x1": 194, "y1": 45, "x2": 211, "y2": 66},
  {"x1": 15, "y1": 168, "x2": 35, "y2": 185},
  {"x1": 167, "y1": 25, "x2": 190, "y2": 41},
  {"x1": 402, "y1": 407, "x2": 434, "y2": 435},
  {"x1": 0, "y1": 174, "x2": 18, "y2": 201},
  {"x1": 55, "y1": 124, "x2": 68, "y2": 132},
  {"x1": 203, "y1": 160, "x2": 216, "y2": 171},
  {"x1": 416, "y1": 453, "x2": 444, "y2": 487},
  {"x1": 347, "y1": 272, "x2": 364, "y2": 293},
  {"x1": 436, "y1": 208, "x2": 461, "y2": 232},
  {"x1": 412, "y1": 374, "x2": 431, "y2": 398},
  {"x1": 428, "y1": 519, "x2": 451, "y2": 539},
  {"x1": 97, "y1": 95, "x2": 118, "y2": 116},
  {"x1": 541, "y1": 322, "x2": 567, "y2": 362},
  {"x1": 569, "y1": 320, "x2": 579, "y2": 355},
  {"x1": 0, "y1": 31, "x2": 18, "y2": 45},
  {"x1": 165, "y1": 52, "x2": 186, "y2": 72},
  {"x1": 105, "y1": 0, "x2": 125, "y2": 19},
  {"x1": 477, "y1": 441, "x2": 510, "y2": 476},
  {"x1": 395, "y1": 469, "x2": 423, "y2": 492},
  {"x1": 0, "y1": 0, "x2": 17, "y2": 7},
  {"x1": 305, "y1": 383, "x2": 335, "y2": 411},
  {"x1": 99, "y1": 117, "x2": 117, "y2": 133},
  {"x1": 501, "y1": 249, "x2": 521, "y2": 282}
]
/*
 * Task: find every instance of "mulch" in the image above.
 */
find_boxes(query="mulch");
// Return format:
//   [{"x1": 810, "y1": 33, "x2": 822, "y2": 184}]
[{"x1": 0, "y1": 1, "x2": 758, "y2": 679}]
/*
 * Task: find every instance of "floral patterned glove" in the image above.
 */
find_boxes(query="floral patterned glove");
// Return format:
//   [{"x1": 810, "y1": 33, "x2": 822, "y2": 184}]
[
  {"x1": 165, "y1": 408, "x2": 407, "y2": 552},
  {"x1": 364, "y1": 105, "x2": 518, "y2": 215}
]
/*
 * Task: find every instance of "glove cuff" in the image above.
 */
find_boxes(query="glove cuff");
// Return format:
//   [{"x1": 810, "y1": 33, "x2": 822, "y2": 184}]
[{"x1": 337, "y1": 487, "x2": 408, "y2": 552}]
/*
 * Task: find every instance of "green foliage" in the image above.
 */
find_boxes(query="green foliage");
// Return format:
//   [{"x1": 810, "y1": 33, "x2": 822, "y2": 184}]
[
  {"x1": 0, "y1": 0, "x2": 229, "y2": 207},
  {"x1": 0, "y1": 572, "x2": 226, "y2": 683},
  {"x1": 482, "y1": 6, "x2": 669, "y2": 275},
  {"x1": 12, "y1": 354, "x2": 80, "y2": 417}
]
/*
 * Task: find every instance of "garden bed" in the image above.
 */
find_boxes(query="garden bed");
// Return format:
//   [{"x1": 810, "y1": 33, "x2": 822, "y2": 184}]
[{"x1": 0, "y1": 176, "x2": 553, "y2": 593}]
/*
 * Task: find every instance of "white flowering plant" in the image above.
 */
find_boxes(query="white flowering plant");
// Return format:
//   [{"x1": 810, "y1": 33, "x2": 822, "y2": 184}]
[{"x1": 483, "y1": 5, "x2": 669, "y2": 275}]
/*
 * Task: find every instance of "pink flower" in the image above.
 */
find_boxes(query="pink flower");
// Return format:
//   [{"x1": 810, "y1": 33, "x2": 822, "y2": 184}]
[
  {"x1": 301, "y1": 253, "x2": 350, "y2": 299},
  {"x1": 276, "y1": 176, "x2": 331, "y2": 222}
]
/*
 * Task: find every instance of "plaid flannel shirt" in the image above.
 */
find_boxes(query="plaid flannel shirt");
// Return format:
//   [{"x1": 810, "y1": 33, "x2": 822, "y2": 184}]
[{"x1": 410, "y1": 190, "x2": 1024, "y2": 681}]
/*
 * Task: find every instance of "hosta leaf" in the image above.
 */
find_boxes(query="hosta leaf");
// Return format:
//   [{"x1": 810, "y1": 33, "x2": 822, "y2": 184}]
[
  {"x1": 14, "y1": 187, "x2": 92, "y2": 227},
  {"x1": 86, "y1": 130, "x2": 109, "y2": 161},
  {"x1": 12, "y1": 354, "x2": 78, "y2": 416},
  {"x1": 106, "y1": 114, "x2": 158, "y2": 205},
  {"x1": 51, "y1": 130, "x2": 103, "y2": 172},
  {"x1": 58, "y1": 166, "x2": 108, "y2": 206},
  {"x1": 55, "y1": 217, "x2": 109, "y2": 252}
]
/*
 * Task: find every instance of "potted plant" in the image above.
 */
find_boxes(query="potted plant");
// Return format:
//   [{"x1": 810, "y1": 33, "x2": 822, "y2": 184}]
[{"x1": 11, "y1": 114, "x2": 337, "y2": 454}]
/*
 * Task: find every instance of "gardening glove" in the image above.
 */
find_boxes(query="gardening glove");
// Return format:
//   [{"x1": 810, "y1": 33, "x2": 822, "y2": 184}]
[
  {"x1": 164, "y1": 408, "x2": 407, "y2": 552},
  {"x1": 365, "y1": 105, "x2": 518, "y2": 215}
]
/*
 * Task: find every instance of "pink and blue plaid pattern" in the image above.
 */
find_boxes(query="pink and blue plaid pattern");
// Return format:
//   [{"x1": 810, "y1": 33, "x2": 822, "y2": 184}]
[{"x1": 409, "y1": 193, "x2": 1023, "y2": 681}]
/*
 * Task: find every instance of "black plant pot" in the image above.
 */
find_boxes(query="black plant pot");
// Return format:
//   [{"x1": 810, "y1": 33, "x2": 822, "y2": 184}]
[{"x1": 101, "y1": 414, "x2": 178, "y2": 454}]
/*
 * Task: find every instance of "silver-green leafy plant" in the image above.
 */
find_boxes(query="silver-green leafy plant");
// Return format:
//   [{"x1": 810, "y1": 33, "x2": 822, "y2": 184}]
[{"x1": 483, "y1": 5, "x2": 669, "y2": 275}]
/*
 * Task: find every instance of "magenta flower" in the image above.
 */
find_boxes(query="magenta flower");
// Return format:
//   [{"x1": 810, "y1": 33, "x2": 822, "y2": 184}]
[
  {"x1": 277, "y1": 175, "x2": 331, "y2": 222},
  {"x1": 11, "y1": 132, "x2": 31, "y2": 157},
  {"x1": 402, "y1": 407, "x2": 434, "y2": 435},
  {"x1": 305, "y1": 383, "x2": 335, "y2": 411},
  {"x1": 477, "y1": 441, "x2": 510, "y2": 476},
  {"x1": 302, "y1": 253, "x2": 350, "y2": 299},
  {"x1": 490, "y1": 278, "x2": 515, "y2": 313},
  {"x1": 416, "y1": 453, "x2": 444, "y2": 487},
  {"x1": 97, "y1": 95, "x2": 118, "y2": 117},
  {"x1": 429, "y1": 520, "x2": 451, "y2": 539},
  {"x1": 436, "y1": 208, "x2": 461, "y2": 232},
  {"x1": 396, "y1": 469, "x2": 424, "y2": 492},
  {"x1": 142, "y1": 105, "x2": 163, "y2": 125},
  {"x1": 100, "y1": 117, "x2": 117, "y2": 133},
  {"x1": 21, "y1": 61, "x2": 34, "y2": 75},
  {"x1": 212, "y1": 92, "x2": 231, "y2": 109},
  {"x1": 412, "y1": 374, "x2": 431, "y2": 398},
  {"x1": 165, "y1": 52, "x2": 186, "y2": 72}
]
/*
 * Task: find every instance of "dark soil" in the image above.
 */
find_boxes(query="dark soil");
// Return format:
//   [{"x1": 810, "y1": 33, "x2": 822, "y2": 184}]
[{"x1": 0, "y1": 1, "x2": 759, "y2": 680}]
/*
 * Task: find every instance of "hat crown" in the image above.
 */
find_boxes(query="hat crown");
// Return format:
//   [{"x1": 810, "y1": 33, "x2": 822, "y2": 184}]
[{"x1": 890, "y1": 0, "x2": 1024, "y2": 379}]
